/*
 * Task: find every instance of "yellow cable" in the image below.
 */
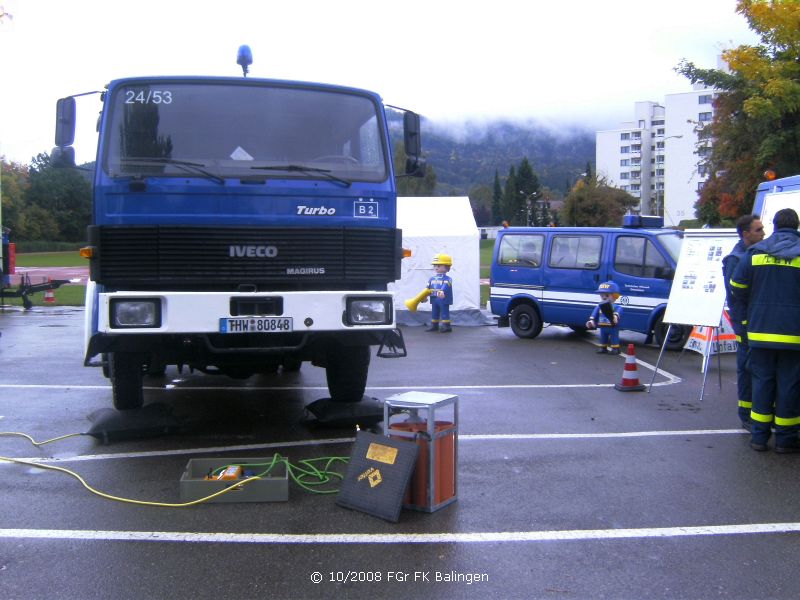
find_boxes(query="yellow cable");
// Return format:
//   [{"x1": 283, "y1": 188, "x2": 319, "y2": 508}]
[
  {"x1": 1, "y1": 430, "x2": 349, "y2": 502},
  {"x1": 0, "y1": 455, "x2": 260, "y2": 507},
  {"x1": 0, "y1": 431, "x2": 85, "y2": 446}
]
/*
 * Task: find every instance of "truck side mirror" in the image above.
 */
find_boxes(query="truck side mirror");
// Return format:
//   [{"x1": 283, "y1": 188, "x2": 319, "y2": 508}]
[
  {"x1": 403, "y1": 111, "x2": 426, "y2": 177},
  {"x1": 55, "y1": 97, "x2": 76, "y2": 147}
]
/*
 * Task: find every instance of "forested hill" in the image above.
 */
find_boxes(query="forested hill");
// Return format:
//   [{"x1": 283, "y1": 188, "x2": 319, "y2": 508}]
[{"x1": 421, "y1": 119, "x2": 596, "y2": 196}]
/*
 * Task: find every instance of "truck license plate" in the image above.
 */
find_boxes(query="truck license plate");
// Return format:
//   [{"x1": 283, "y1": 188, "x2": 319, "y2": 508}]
[{"x1": 219, "y1": 317, "x2": 293, "y2": 333}]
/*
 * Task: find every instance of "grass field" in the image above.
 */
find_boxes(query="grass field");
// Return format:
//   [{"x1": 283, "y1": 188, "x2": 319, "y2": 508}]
[
  {"x1": 2, "y1": 251, "x2": 86, "y2": 307},
  {"x1": 14, "y1": 251, "x2": 84, "y2": 267},
  {"x1": 4, "y1": 245, "x2": 497, "y2": 308}
]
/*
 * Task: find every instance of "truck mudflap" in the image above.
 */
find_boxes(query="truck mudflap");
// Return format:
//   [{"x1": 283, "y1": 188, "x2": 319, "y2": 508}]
[{"x1": 377, "y1": 328, "x2": 407, "y2": 358}]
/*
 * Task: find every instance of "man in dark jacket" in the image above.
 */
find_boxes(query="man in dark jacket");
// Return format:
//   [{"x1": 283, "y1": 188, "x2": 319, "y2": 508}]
[
  {"x1": 730, "y1": 208, "x2": 800, "y2": 453},
  {"x1": 722, "y1": 214, "x2": 764, "y2": 430}
]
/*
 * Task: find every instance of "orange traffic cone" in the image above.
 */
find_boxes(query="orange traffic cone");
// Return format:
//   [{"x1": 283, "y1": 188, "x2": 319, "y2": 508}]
[
  {"x1": 44, "y1": 279, "x2": 56, "y2": 304},
  {"x1": 614, "y1": 343, "x2": 646, "y2": 392}
]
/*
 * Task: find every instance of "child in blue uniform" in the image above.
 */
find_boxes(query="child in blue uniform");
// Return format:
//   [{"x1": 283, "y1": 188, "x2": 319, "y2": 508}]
[
  {"x1": 426, "y1": 254, "x2": 454, "y2": 333},
  {"x1": 586, "y1": 281, "x2": 623, "y2": 354}
]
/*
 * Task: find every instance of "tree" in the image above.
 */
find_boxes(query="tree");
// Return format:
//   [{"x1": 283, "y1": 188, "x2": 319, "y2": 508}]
[
  {"x1": 393, "y1": 142, "x2": 437, "y2": 197},
  {"x1": 25, "y1": 153, "x2": 92, "y2": 242},
  {"x1": 561, "y1": 176, "x2": 638, "y2": 227},
  {"x1": 468, "y1": 184, "x2": 492, "y2": 226},
  {"x1": 1, "y1": 159, "x2": 29, "y2": 237},
  {"x1": 516, "y1": 157, "x2": 542, "y2": 225},
  {"x1": 501, "y1": 166, "x2": 519, "y2": 224},
  {"x1": 677, "y1": 0, "x2": 800, "y2": 220},
  {"x1": 491, "y1": 171, "x2": 502, "y2": 225}
]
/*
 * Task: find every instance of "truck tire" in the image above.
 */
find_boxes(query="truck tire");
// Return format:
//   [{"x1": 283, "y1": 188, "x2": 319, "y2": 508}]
[
  {"x1": 653, "y1": 315, "x2": 691, "y2": 351},
  {"x1": 326, "y1": 344, "x2": 370, "y2": 403},
  {"x1": 109, "y1": 352, "x2": 144, "y2": 410},
  {"x1": 510, "y1": 304, "x2": 543, "y2": 339}
]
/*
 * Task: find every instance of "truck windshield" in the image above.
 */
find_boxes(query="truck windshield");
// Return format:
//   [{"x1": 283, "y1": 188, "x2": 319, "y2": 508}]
[{"x1": 103, "y1": 82, "x2": 388, "y2": 182}]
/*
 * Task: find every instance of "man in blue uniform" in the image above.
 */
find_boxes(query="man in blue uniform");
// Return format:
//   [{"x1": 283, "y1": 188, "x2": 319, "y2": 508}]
[
  {"x1": 586, "y1": 281, "x2": 623, "y2": 354},
  {"x1": 722, "y1": 214, "x2": 764, "y2": 431},
  {"x1": 730, "y1": 208, "x2": 800, "y2": 453},
  {"x1": 426, "y1": 254, "x2": 454, "y2": 333}
]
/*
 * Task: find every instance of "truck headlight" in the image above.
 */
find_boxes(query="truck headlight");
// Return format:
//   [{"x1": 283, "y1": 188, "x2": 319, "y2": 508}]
[
  {"x1": 110, "y1": 298, "x2": 161, "y2": 328},
  {"x1": 346, "y1": 297, "x2": 392, "y2": 325}
]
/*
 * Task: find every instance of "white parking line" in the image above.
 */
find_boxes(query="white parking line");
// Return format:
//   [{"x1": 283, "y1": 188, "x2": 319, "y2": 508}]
[
  {"x1": 0, "y1": 352, "x2": 683, "y2": 392},
  {"x1": 1, "y1": 522, "x2": 798, "y2": 544}
]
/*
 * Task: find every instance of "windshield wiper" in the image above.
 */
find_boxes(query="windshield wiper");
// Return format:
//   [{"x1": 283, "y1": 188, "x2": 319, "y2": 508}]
[
  {"x1": 120, "y1": 158, "x2": 225, "y2": 185},
  {"x1": 251, "y1": 164, "x2": 352, "y2": 187}
]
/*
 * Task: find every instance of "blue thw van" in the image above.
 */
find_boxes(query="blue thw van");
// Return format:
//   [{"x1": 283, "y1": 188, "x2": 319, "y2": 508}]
[{"x1": 490, "y1": 216, "x2": 690, "y2": 349}]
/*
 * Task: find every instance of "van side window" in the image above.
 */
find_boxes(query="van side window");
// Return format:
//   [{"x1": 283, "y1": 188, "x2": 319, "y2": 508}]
[
  {"x1": 498, "y1": 234, "x2": 544, "y2": 267},
  {"x1": 615, "y1": 236, "x2": 671, "y2": 278},
  {"x1": 548, "y1": 235, "x2": 602, "y2": 269}
]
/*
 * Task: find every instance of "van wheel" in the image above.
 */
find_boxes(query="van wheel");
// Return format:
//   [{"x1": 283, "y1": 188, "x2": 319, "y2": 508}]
[
  {"x1": 510, "y1": 305, "x2": 543, "y2": 339},
  {"x1": 653, "y1": 315, "x2": 691, "y2": 350}
]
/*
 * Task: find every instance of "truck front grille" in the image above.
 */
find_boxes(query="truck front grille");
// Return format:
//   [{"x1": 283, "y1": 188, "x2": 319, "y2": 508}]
[{"x1": 90, "y1": 225, "x2": 401, "y2": 290}]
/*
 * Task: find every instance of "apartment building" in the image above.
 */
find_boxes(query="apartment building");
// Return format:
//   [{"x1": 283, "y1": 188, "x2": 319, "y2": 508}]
[{"x1": 596, "y1": 84, "x2": 715, "y2": 227}]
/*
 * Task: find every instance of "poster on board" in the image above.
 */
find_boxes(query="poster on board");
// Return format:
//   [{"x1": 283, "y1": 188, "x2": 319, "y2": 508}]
[
  {"x1": 663, "y1": 229, "x2": 738, "y2": 327},
  {"x1": 760, "y1": 190, "x2": 800, "y2": 237}
]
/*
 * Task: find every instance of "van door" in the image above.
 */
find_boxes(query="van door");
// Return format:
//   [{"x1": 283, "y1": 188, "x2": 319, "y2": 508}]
[
  {"x1": 541, "y1": 232, "x2": 606, "y2": 326},
  {"x1": 491, "y1": 232, "x2": 547, "y2": 309},
  {"x1": 609, "y1": 233, "x2": 674, "y2": 333}
]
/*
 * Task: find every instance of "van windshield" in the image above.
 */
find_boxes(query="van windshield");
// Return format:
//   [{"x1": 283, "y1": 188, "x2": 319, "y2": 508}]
[{"x1": 656, "y1": 231, "x2": 683, "y2": 262}]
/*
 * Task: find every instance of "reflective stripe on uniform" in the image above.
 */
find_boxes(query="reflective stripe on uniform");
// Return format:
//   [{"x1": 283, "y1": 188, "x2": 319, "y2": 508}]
[
  {"x1": 751, "y1": 254, "x2": 800, "y2": 268},
  {"x1": 738, "y1": 399, "x2": 752, "y2": 409},
  {"x1": 747, "y1": 332, "x2": 800, "y2": 345},
  {"x1": 751, "y1": 411, "x2": 774, "y2": 423},
  {"x1": 775, "y1": 415, "x2": 800, "y2": 427},
  {"x1": 729, "y1": 279, "x2": 748, "y2": 289}
]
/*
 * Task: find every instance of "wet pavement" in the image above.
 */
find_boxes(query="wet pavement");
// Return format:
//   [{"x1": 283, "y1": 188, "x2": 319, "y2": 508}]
[{"x1": 1, "y1": 307, "x2": 799, "y2": 599}]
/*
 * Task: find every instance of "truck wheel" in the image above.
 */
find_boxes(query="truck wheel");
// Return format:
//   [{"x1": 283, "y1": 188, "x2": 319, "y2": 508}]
[
  {"x1": 109, "y1": 352, "x2": 144, "y2": 410},
  {"x1": 653, "y1": 315, "x2": 691, "y2": 351},
  {"x1": 326, "y1": 345, "x2": 370, "y2": 403},
  {"x1": 510, "y1": 304, "x2": 543, "y2": 339}
]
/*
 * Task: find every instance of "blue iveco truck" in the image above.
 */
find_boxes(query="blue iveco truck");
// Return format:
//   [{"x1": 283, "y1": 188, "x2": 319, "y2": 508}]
[{"x1": 52, "y1": 47, "x2": 424, "y2": 410}]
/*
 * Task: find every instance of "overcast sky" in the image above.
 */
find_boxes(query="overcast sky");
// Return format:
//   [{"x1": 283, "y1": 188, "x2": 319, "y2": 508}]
[{"x1": 0, "y1": 0, "x2": 758, "y2": 165}]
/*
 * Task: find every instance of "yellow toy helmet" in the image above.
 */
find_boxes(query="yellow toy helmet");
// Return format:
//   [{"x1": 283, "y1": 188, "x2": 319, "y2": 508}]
[{"x1": 432, "y1": 254, "x2": 453, "y2": 266}]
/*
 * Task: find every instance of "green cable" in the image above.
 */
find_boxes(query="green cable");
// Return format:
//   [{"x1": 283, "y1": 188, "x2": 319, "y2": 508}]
[{"x1": 209, "y1": 454, "x2": 350, "y2": 494}]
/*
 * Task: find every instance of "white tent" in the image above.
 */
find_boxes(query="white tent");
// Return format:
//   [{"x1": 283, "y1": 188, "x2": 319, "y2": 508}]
[{"x1": 389, "y1": 196, "x2": 485, "y2": 325}]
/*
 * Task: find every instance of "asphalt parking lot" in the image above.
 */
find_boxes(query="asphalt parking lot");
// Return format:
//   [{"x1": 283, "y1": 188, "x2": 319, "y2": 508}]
[{"x1": 1, "y1": 307, "x2": 799, "y2": 600}]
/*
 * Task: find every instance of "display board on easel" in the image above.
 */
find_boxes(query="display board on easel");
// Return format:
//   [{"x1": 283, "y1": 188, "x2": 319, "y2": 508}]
[
  {"x1": 654, "y1": 229, "x2": 739, "y2": 399},
  {"x1": 663, "y1": 229, "x2": 739, "y2": 327}
]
